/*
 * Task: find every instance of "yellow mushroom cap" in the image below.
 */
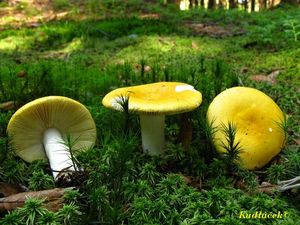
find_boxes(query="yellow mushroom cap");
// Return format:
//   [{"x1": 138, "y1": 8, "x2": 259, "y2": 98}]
[
  {"x1": 207, "y1": 87, "x2": 285, "y2": 170},
  {"x1": 7, "y1": 96, "x2": 97, "y2": 163},
  {"x1": 102, "y1": 82, "x2": 202, "y2": 115}
]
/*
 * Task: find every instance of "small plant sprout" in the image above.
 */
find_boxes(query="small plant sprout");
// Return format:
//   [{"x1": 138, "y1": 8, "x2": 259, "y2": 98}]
[
  {"x1": 219, "y1": 121, "x2": 244, "y2": 170},
  {"x1": 18, "y1": 197, "x2": 47, "y2": 225},
  {"x1": 7, "y1": 96, "x2": 97, "y2": 179},
  {"x1": 102, "y1": 82, "x2": 202, "y2": 155},
  {"x1": 284, "y1": 19, "x2": 300, "y2": 42},
  {"x1": 0, "y1": 210, "x2": 22, "y2": 225},
  {"x1": 207, "y1": 87, "x2": 286, "y2": 170},
  {"x1": 28, "y1": 170, "x2": 55, "y2": 191},
  {"x1": 275, "y1": 113, "x2": 289, "y2": 144},
  {"x1": 114, "y1": 93, "x2": 131, "y2": 135}
]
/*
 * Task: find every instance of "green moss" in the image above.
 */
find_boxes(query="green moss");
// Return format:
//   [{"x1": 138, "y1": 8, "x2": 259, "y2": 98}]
[{"x1": 0, "y1": 3, "x2": 299, "y2": 224}]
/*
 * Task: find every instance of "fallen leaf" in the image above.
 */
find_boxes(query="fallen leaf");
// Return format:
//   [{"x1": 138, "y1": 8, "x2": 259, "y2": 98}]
[
  {"x1": 139, "y1": 13, "x2": 160, "y2": 19},
  {"x1": 26, "y1": 22, "x2": 40, "y2": 28},
  {"x1": 268, "y1": 70, "x2": 280, "y2": 79},
  {"x1": 17, "y1": 70, "x2": 27, "y2": 77},
  {"x1": 294, "y1": 139, "x2": 300, "y2": 145},
  {"x1": 235, "y1": 179, "x2": 247, "y2": 190},
  {"x1": 240, "y1": 67, "x2": 249, "y2": 73},
  {"x1": 185, "y1": 22, "x2": 245, "y2": 38},
  {"x1": 116, "y1": 59, "x2": 125, "y2": 65},
  {"x1": 192, "y1": 41, "x2": 199, "y2": 50},
  {"x1": 0, "y1": 101, "x2": 15, "y2": 111},
  {"x1": 250, "y1": 70, "x2": 280, "y2": 84},
  {"x1": 144, "y1": 65, "x2": 151, "y2": 73},
  {"x1": 258, "y1": 182, "x2": 277, "y2": 195},
  {"x1": 180, "y1": 174, "x2": 202, "y2": 190},
  {"x1": 134, "y1": 64, "x2": 141, "y2": 70}
]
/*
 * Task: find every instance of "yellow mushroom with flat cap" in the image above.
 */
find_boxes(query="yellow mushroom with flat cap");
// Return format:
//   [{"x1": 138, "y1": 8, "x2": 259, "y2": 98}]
[
  {"x1": 207, "y1": 87, "x2": 286, "y2": 170},
  {"x1": 102, "y1": 82, "x2": 202, "y2": 155},
  {"x1": 7, "y1": 96, "x2": 97, "y2": 179}
]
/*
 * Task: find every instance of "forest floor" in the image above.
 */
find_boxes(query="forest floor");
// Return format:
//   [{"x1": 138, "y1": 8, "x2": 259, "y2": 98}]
[{"x1": 0, "y1": 1, "x2": 299, "y2": 224}]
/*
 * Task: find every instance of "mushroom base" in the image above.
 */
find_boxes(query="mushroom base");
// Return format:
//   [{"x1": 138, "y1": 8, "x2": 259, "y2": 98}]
[
  {"x1": 43, "y1": 128, "x2": 77, "y2": 179},
  {"x1": 140, "y1": 114, "x2": 165, "y2": 155}
]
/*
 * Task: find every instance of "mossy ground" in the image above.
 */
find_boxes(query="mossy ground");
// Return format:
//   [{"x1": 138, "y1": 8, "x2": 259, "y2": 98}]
[{"x1": 0, "y1": 1, "x2": 299, "y2": 224}]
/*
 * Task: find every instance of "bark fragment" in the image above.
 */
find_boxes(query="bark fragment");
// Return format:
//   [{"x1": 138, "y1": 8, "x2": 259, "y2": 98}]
[{"x1": 0, "y1": 187, "x2": 73, "y2": 212}]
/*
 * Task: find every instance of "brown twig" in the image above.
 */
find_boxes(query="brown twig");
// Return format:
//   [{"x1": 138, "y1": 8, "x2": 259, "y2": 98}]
[
  {"x1": 278, "y1": 176, "x2": 300, "y2": 192},
  {"x1": 0, "y1": 187, "x2": 74, "y2": 212}
]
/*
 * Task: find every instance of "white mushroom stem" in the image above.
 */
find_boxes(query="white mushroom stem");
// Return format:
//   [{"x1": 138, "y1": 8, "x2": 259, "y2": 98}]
[
  {"x1": 140, "y1": 114, "x2": 165, "y2": 155},
  {"x1": 43, "y1": 128, "x2": 77, "y2": 179}
]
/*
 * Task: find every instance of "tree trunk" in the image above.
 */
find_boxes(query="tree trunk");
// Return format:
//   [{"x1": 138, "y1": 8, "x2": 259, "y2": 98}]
[
  {"x1": 244, "y1": 0, "x2": 248, "y2": 10},
  {"x1": 219, "y1": 0, "x2": 228, "y2": 8},
  {"x1": 258, "y1": 0, "x2": 267, "y2": 9},
  {"x1": 208, "y1": 0, "x2": 215, "y2": 8},
  {"x1": 229, "y1": 0, "x2": 237, "y2": 8},
  {"x1": 218, "y1": 0, "x2": 225, "y2": 8},
  {"x1": 251, "y1": 0, "x2": 255, "y2": 11},
  {"x1": 200, "y1": 0, "x2": 205, "y2": 7},
  {"x1": 280, "y1": 0, "x2": 299, "y2": 4},
  {"x1": 189, "y1": 0, "x2": 194, "y2": 9}
]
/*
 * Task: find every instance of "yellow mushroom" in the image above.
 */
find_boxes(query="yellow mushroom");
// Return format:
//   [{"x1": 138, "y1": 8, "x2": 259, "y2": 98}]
[
  {"x1": 7, "y1": 96, "x2": 97, "y2": 179},
  {"x1": 207, "y1": 87, "x2": 286, "y2": 170},
  {"x1": 102, "y1": 82, "x2": 202, "y2": 155}
]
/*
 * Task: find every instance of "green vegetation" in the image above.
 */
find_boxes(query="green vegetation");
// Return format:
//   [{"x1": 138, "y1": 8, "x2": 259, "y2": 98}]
[{"x1": 0, "y1": 1, "x2": 299, "y2": 224}]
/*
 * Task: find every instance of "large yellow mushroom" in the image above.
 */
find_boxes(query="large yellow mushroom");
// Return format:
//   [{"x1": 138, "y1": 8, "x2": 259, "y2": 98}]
[
  {"x1": 207, "y1": 87, "x2": 286, "y2": 170},
  {"x1": 7, "y1": 96, "x2": 97, "y2": 179},
  {"x1": 102, "y1": 82, "x2": 202, "y2": 155}
]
